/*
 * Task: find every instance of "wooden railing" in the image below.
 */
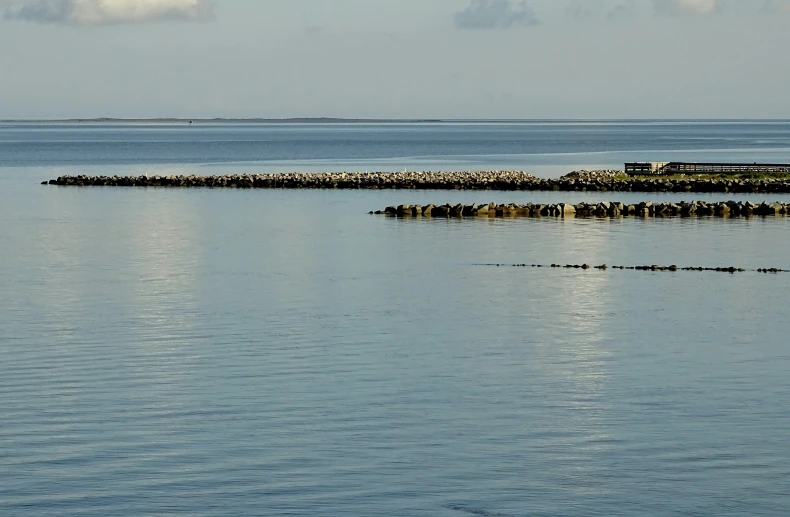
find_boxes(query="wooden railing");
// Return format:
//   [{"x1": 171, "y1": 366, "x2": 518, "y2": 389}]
[{"x1": 626, "y1": 162, "x2": 790, "y2": 175}]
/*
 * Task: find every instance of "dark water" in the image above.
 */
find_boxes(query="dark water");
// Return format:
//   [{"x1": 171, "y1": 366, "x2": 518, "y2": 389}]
[
  {"x1": 3, "y1": 120, "x2": 790, "y2": 174},
  {"x1": 2, "y1": 122, "x2": 790, "y2": 516}
]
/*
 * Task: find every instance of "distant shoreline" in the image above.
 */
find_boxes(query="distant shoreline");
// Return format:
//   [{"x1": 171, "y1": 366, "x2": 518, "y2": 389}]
[
  {"x1": 3, "y1": 118, "x2": 790, "y2": 124},
  {"x1": 0, "y1": 117, "x2": 446, "y2": 124}
]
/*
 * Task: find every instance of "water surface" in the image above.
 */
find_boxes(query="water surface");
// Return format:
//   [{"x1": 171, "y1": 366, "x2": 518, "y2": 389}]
[{"x1": 1, "y1": 123, "x2": 789, "y2": 516}]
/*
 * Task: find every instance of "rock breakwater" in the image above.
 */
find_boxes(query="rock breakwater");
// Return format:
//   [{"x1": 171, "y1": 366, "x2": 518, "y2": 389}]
[
  {"x1": 480, "y1": 263, "x2": 787, "y2": 273},
  {"x1": 373, "y1": 200, "x2": 789, "y2": 217},
  {"x1": 561, "y1": 169, "x2": 622, "y2": 181},
  {"x1": 43, "y1": 171, "x2": 790, "y2": 193},
  {"x1": 44, "y1": 171, "x2": 536, "y2": 190}
]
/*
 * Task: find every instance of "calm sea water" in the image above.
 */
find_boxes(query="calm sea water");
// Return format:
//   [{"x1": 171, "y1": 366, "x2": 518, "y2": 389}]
[
  {"x1": 4, "y1": 120, "x2": 790, "y2": 175},
  {"x1": 2, "y1": 122, "x2": 790, "y2": 516}
]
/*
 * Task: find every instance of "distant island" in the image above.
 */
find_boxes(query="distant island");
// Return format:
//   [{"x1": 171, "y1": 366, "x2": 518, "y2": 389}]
[
  {"x1": 0, "y1": 117, "x2": 445, "y2": 124},
  {"x1": 4, "y1": 118, "x2": 790, "y2": 124}
]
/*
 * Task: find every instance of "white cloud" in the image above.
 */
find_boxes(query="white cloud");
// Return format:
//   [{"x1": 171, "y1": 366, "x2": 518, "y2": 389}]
[
  {"x1": 763, "y1": 0, "x2": 790, "y2": 13},
  {"x1": 653, "y1": 0, "x2": 718, "y2": 16},
  {"x1": 564, "y1": 1, "x2": 637, "y2": 22},
  {"x1": 565, "y1": 0, "x2": 598, "y2": 20},
  {"x1": 2, "y1": 0, "x2": 214, "y2": 25},
  {"x1": 454, "y1": 0, "x2": 540, "y2": 29},
  {"x1": 607, "y1": 3, "x2": 637, "y2": 21}
]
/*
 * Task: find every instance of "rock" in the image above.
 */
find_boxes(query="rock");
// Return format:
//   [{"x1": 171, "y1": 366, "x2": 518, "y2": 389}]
[
  {"x1": 507, "y1": 204, "x2": 524, "y2": 216},
  {"x1": 558, "y1": 203, "x2": 576, "y2": 216},
  {"x1": 431, "y1": 205, "x2": 450, "y2": 217},
  {"x1": 450, "y1": 204, "x2": 465, "y2": 217},
  {"x1": 762, "y1": 202, "x2": 785, "y2": 215},
  {"x1": 561, "y1": 170, "x2": 621, "y2": 181}
]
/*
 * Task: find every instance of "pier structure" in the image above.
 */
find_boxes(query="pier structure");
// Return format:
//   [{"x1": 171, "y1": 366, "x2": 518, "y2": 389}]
[
  {"x1": 624, "y1": 162, "x2": 669, "y2": 175},
  {"x1": 625, "y1": 161, "x2": 790, "y2": 176}
]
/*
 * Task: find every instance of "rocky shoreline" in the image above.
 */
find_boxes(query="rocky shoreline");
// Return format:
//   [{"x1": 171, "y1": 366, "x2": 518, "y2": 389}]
[
  {"x1": 374, "y1": 200, "x2": 789, "y2": 218},
  {"x1": 42, "y1": 170, "x2": 790, "y2": 193}
]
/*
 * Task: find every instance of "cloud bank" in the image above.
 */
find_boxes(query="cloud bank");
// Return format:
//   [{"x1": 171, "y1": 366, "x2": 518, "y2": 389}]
[
  {"x1": 763, "y1": 0, "x2": 790, "y2": 13},
  {"x1": 653, "y1": 0, "x2": 718, "y2": 17},
  {"x1": 454, "y1": 0, "x2": 540, "y2": 29},
  {"x1": 607, "y1": 3, "x2": 637, "y2": 21},
  {"x1": 2, "y1": 0, "x2": 214, "y2": 25}
]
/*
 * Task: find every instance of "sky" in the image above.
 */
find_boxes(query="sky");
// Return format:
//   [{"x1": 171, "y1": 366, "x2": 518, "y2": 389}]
[{"x1": 1, "y1": 0, "x2": 789, "y2": 119}]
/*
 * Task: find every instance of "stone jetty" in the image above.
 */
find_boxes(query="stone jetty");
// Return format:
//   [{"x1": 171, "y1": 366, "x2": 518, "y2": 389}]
[
  {"x1": 561, "y1": 169, "x2": 622, "y2": 181},
  {"x1": 44, "y1": 171, "x2": 536, "y2": 190},
  {"x1": 373, "y1": 200, "x2": 789, "y2": 218},
  {"x1": 42, "y1": 170, "x2": 790, "y2": 193}
]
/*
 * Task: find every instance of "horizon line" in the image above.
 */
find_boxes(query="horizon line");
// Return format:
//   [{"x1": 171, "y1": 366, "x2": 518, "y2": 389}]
[{"x1": 3, "y1": 117, "x2": 790, "y2": 124}]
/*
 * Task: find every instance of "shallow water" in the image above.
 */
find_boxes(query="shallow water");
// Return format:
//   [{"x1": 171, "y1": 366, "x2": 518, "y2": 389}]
[{"x1": 2, "y1": 123, "x2": 790, "y2": 516}]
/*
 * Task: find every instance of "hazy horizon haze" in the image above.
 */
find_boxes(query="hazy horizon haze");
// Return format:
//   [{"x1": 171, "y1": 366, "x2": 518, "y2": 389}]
[{"x1": 1, "y1": 0, "x2": 789, "y2": 120}]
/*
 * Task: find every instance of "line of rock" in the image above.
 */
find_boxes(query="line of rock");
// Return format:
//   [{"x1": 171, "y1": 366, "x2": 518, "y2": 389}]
[
  {"x1": 42, "y1": 171, "x2": 790, "y2": 193},
  {"x1": 43, "y1": 171, "x2": 536, "y2": 189},
  {"x1": 561, "y1": 169, "x2": 622, "y2": 181},
  {"x1": 483, "y1": 264, "x2": 786, "y2": 273},
  {"x1": 374, "y1": 200, "x2": 788, "y2": 218}
]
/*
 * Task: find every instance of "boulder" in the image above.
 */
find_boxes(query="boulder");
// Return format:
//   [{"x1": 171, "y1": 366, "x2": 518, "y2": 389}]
[
  {"x1": 431, "y1": 205, "x2": 450, "y2": 217},
  {"x1": 558, "y1": 203, "x2": 576, "y2": 216},
  {"x1": 762, "y1": 202, "x2": 785, "y2": 215}
]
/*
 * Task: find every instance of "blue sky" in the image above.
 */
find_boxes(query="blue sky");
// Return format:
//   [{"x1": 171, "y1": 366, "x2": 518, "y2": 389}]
[{"x1": 1, "y1": 0, "x2": 789, "y2": 119}]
